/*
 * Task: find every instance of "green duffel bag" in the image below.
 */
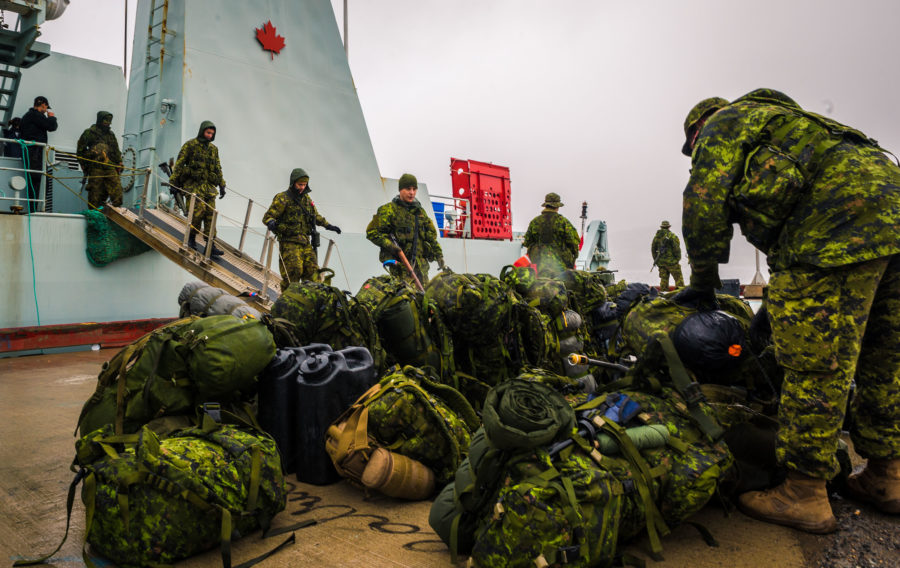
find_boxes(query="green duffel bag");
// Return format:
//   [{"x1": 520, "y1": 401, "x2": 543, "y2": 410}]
[{"x1": 77, "y1": 315, "x2": 275, "y2": 436}]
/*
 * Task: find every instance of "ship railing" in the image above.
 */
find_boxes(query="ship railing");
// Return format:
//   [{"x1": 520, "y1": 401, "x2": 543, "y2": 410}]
[
  {"x1": 430, "y1": 194, "x2": 471, "y2": 239},
  {"x1": 146, "y1": 169, "x2": 343, "y2": 290},
  {"x1": 0, "y1": 137, "x2": 51, "y2": 213}
]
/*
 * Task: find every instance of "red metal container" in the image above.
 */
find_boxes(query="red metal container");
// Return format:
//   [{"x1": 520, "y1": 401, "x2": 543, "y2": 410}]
[{"x1": 449, "y1": 158, "x2": 512, "y2": 240}]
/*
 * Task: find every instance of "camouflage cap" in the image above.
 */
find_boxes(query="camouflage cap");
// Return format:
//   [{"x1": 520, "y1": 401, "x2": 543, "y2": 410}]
[
  {"x1": 543, "y1": 192, "x2": 563, "y2": 208},
  {"x1": 290, "y1": 167, "x2": 310, "y2": 186},
  {"x1": 398, "y1": 173, "x2": 418, "y2": 190},
  {"x1": 682, "y1": 97, "x2": 729, "y2": 156},
  {"x1": 661, "y1": 220, "x2": 671, "y2": 228}
]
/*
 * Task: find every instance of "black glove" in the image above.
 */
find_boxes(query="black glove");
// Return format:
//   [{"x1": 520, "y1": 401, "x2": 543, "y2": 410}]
[
  {"x1": 671, "y1": 286, "x2": 719, "y2": 311},
  {"x1": 218, "y1": 186, "x2": 226, "y2": 199},
  {"x1": 266, "y1": 220, "x2": 277, "y2": 232},
  {"x1": 325, "y1": 224, "x2": 342, "y2": 235}
]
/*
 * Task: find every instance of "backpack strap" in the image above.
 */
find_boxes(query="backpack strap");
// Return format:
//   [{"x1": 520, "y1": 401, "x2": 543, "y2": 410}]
[{"x1": 655, "y1": 334, "x2": 725, "y2": 443}]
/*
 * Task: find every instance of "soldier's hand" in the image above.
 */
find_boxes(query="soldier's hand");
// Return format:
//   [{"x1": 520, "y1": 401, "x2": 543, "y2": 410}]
[
  {"x1": 218, "y1": 186, "x2": 226, "y2": 199},
  {"x1": 389, "y1": 243, "x2": 402, "y2": 256},
  {"x1": 671, "y1": 286, "x2": 718, "y2": 311},
  {"x1": 437, "y1": 257, "x2": 446, "y2": 270},
  {"x1": 325, "y1": 224, "x2": 342, "y2": 235},
  {"x1": 266, "y1": 220, "x2": 277, "y2": 232}
]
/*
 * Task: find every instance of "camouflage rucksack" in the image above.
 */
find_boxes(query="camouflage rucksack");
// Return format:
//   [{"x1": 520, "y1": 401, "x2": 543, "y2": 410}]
[
  {"x1": 425, "y1": 271, "x2": 519, "y2": 345},
  {"x1": 77, "y1": 315, "x2": 276, "y2": 436},
  {"x1": 559, "y1": 269, "x2": 609, "y2": 314},
  {"x1": 271, "y1": 280, "x2": 384, "y2": 369},
  {"x1": 22, "y1": 416, "x2": 289, "y2": 568},
  {"x1": 325, "y1": 365, "x2": 479, "y2": 489},
  {"x1": 356, "y1": 274, "x2": 454, "y2": 378}
]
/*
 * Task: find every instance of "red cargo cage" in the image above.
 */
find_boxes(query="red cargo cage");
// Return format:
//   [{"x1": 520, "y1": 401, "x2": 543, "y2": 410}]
[{"x1": 446, "y1": 158, "x2": 512, "y2": 240}]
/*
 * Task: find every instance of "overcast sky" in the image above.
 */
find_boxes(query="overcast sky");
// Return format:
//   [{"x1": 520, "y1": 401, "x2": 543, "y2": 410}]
[{"x1": 36, "y1": 0, "x2": 900, "y2": 284}]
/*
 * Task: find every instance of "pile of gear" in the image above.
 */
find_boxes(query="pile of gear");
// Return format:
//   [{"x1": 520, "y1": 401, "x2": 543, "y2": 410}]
[{"x1": 22, "y1": 270, "x2": 845, "y2": 568}]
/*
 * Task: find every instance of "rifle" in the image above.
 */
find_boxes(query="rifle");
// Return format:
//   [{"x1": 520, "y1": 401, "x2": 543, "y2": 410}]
[{"x1": 389, "y1": 234, "x2": 425, "y2": 292}]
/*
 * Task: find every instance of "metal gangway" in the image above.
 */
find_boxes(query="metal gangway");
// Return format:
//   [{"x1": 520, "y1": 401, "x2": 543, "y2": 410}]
[{"x1": 103, "y1": 173, "x2": 284, "y2": 312}]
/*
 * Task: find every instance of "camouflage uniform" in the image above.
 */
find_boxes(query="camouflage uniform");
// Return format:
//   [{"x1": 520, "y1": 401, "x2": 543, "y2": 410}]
[
  {"x1": 651, "y1": 224, "x2": 684, "y2": 288},
  {"x1": 523, "y1": 193, "x2": 579, "y2": 277},
  {"x1": 170, "y1": 120, "x2": 226, "y2": 242},
  {"x1": 682, "y1": 88, "x2": 900, "y2": 479},
  {"x1": 262, "y1": 172, "x2": 330, "y2": 290},
  {"x1": 366, "y1": 195, "x2": 443, "y2": 286},
  {"x1": 77, "y1": 111, "x2": 122, "y2": 208}
]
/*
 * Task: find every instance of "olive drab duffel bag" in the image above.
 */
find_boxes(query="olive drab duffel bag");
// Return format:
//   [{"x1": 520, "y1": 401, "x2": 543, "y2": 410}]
[
  {"x1": 325, "y1": 365, "x2": 479, "y2": 496},
  {"x1": 77, "y1": 315, "x2": 276, "y2": 436},
  {"x1": 16, "y1": 415, "x2": 292, "y2": 568}
]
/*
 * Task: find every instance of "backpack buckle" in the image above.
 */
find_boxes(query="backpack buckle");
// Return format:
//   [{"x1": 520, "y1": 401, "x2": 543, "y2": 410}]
[
  {"x1": 201, "y1": 402, "x2": 222, "y2": 423},
  {"x1": 681, "y1": 382, "x2": 705, "y2": 407}
]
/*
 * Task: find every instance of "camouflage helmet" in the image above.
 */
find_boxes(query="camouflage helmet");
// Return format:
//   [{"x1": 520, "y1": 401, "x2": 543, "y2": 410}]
[
  {"x1": 542, "y1": 192, "x2": 563, "y2": 208},
  {"x1": 660, "y1": 220, "x2": 671, "y2": 228},
  {"x1": 681, "y1": 97, "x2": 729, "y2": 156},
  {"x1": 398, "y1": 173, "x2": 418, "y2": 190}
]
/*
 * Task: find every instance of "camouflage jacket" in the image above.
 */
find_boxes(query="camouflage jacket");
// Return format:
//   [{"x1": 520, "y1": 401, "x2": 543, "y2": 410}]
[
  {"x1": 523, "y1": 210, "x2": 580, "y2": 267},
  {"x1": 651, "y1": 229, "x2": 681, "y2": 266},
  {"x1": 170, "y1": 139, "x2": 225, "y2": 196},
  {"x1": 262, "y1": 187, "x2": 328, "y2": 245},
  {"x1": 76, "y1": 124, "x2": 122, "y2": 172},
  {"x1": 366, "y1": 196, "x2": 442, "y2": 263},
  {"x1": 684, "y1": 88, "x2": 900, "y2": 287}
]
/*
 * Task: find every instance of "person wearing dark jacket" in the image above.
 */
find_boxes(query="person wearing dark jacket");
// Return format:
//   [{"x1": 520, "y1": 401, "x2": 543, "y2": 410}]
[
  {"x1": 19, "y1": 96, "x2": 58, "y2": 211},
  {"x1": 2, "y1": 117, "x2": 22, "y2": 158}
]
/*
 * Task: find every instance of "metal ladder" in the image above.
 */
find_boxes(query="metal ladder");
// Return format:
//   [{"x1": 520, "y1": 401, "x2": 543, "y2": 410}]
[
  {"x1": 0, "y1": 63, "x2": 21, "y2": 126},
  {"x1": 134, "y1": 0, "x2": 174, "y2": 205}
]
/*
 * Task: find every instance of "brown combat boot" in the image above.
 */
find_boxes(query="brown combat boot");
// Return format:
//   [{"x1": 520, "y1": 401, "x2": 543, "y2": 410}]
[
  {"x1": 738, "y1": 471, "x2": 838, "y2": 533},
  {"x1": 845, "y1": 458, "x2": 900, "y2": 514}
]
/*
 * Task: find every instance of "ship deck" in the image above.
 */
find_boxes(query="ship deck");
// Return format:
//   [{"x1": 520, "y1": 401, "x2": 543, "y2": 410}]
[{"x1": 0, "y1": 349, "x2": 865, "y2": 568}]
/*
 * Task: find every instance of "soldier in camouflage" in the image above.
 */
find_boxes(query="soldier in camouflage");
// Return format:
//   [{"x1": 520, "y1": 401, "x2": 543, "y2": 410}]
[
  {"x1": 76, "y1": 111, "x2": 123, "y2": 208},
  {"x1": 170, "y1": 120, "x2": 226, "y2": 255},
  {"x1": 366, "y1": 173, "x2": 444, "y2": 286},
  {"x1": 679, "y1": 88, "x2": 900, "y2": 532},
  {"x1": 523, "y1": 192, "x2": 580, "y2": 277},
  {"x1": 651, "y1": 220, "x2": 684, "y2": 289},
  {"x1": 262, "y1": 168, "x2": 341, "y2": 290}
]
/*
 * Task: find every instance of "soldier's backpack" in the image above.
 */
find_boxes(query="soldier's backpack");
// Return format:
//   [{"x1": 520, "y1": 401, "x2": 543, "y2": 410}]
[
  {"x1": 431, "y1": 380, "x2": 733, "y2": 567},
  {"x1": 356, "y1": 274, "x2": 454, "y2": 378},
  {"x1": 271, "y1": 280, "x2": 384, "y2": 369},
  {"x1": 21, "y1": 416, "x2": 290, "y2": 568},
  {"x1": 560, "y1": 269, "x2": 609, "y2": 314},
  {"x1": 425, "y1": 271, "x2": 519, "y2": 346},
  {"x1": 77, "y1": 315, "x2": 276, "y2": 436},
  {"x1": 325, "y1": 365, "x2": 479, "y2": 491}
]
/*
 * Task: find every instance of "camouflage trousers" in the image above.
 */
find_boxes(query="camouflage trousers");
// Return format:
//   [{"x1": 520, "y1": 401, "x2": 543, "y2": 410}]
[
  {"x1": 768, "y1": 254, "x2": 900, "y2": 479},
  {"x1": 387, "y1": 255, "x2": 430, "y2": 288},
  {"x1": 278, "y1": 241, "x2": 318, "y2": 291},
  {"x1": 186, "y1": 185, "x2": 217, "y2": 239},
  {"x1": 658, "y1": 263, "x2": 684, "y2": 289},
  {"x1": 86, "y1": 167, "x2": 122, "y2": 208}
]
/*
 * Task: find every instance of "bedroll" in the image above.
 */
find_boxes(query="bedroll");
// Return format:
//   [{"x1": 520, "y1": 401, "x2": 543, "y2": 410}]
[{"x1": 77, "y1": 315, "x2": 276, "y2": 436}]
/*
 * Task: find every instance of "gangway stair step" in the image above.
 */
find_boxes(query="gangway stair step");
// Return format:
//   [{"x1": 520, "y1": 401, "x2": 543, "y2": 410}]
[{"x1": 103, "y1": 205, "x2": 281, "y2": 311}]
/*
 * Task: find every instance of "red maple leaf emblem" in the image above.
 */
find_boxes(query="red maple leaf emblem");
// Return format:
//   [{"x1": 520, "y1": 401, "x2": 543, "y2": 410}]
[{"x1": 256, "y1": 21, "x2": 285, "y2": 59}]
